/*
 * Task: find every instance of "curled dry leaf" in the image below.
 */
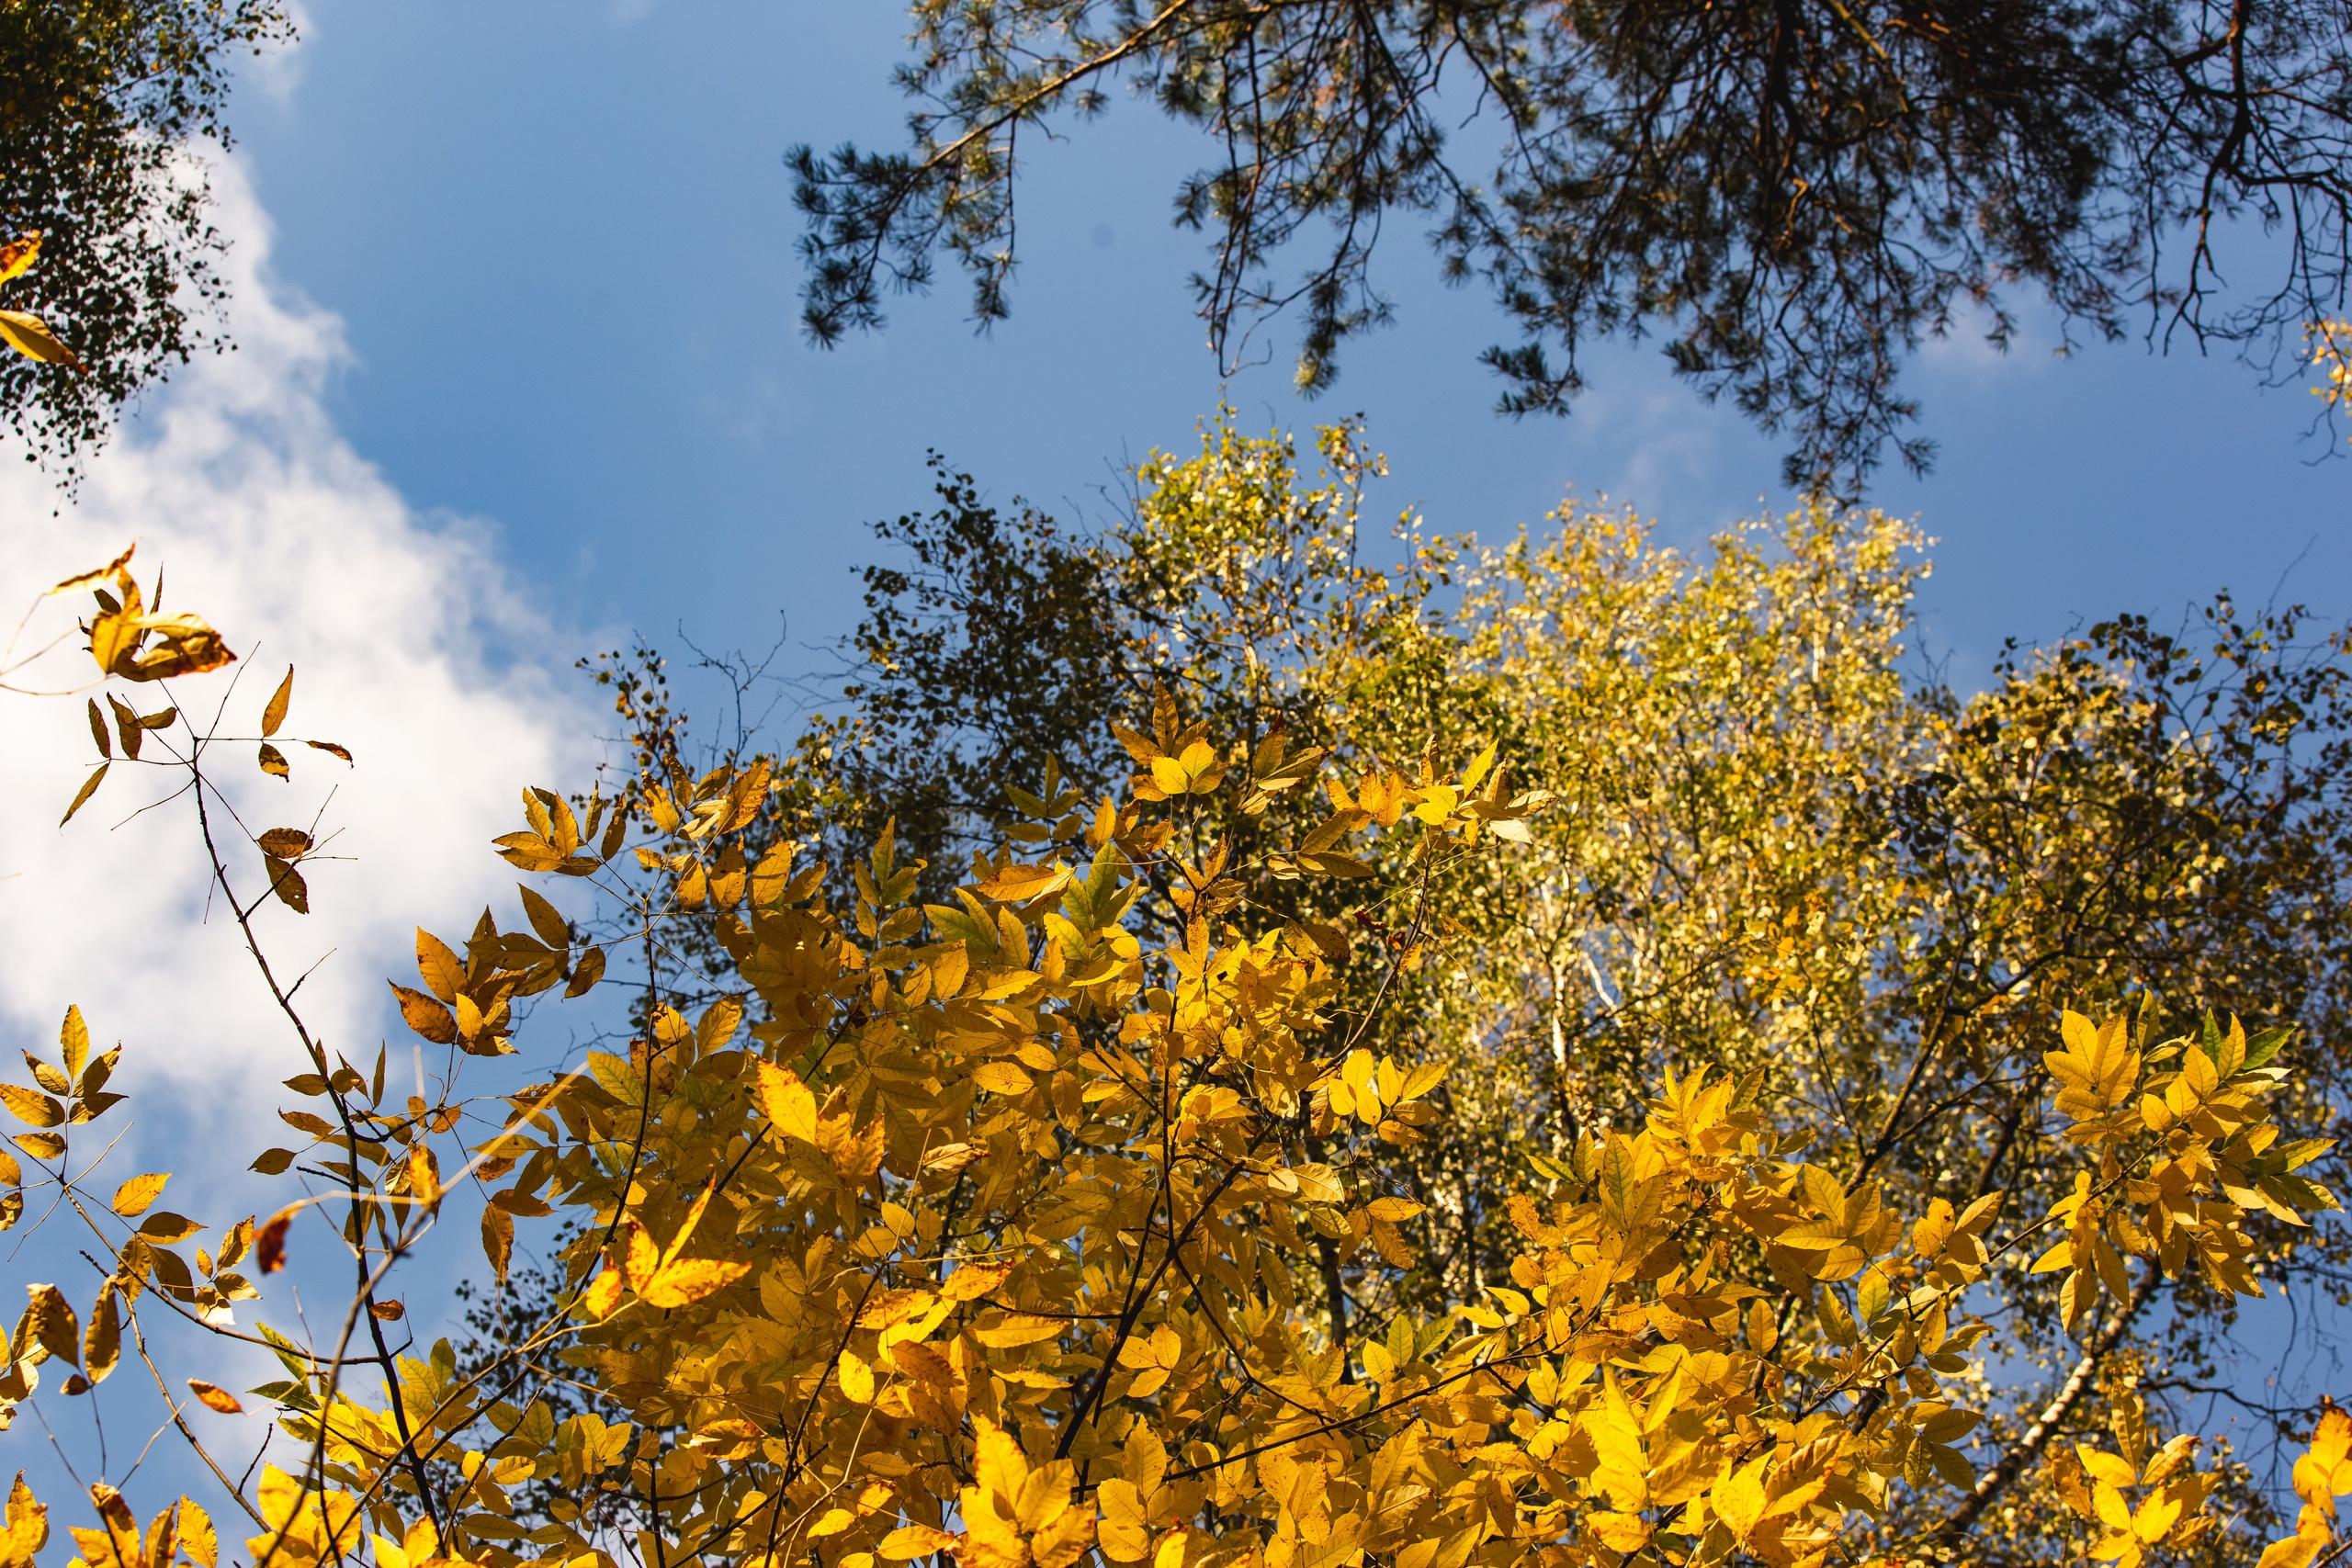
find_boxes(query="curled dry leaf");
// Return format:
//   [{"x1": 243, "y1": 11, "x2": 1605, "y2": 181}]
[
  {"x1": 254, "y1": 1208, "x2": 294, "y2": 1274},
  {"x1": 185, "y1": 1380, "x2": 243, "y2": 1415}
]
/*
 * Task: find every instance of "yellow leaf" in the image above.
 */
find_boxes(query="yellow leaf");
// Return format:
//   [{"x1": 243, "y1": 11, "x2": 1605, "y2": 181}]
[
  {"x1": 389, "y1": 984, "x2": 458, "y2": 1045},
  {"x1": 26, "y1": 1283, "x2": 78, "y2": 1366},
  {"x1": 565, "y1": 944, "x2": 607, "y2": 998},
  {"x1": 1586, "y1": 1513, "x2": 1652, "y2": 1553},
  {"x1": 60, "y1": 763, "x2": 107, "y2": 827},
  {"x1": 109, "y1": 1174, "x2": 167, "y2": 1218},
  {"x1": 0, "y1": 309, "x2": 80, "y2": 369},
  {"x1": 406, "y1": 1144, "x2": 440, "y2": 1206},
  {"x1": 481, "y1": 1202, "x2": 514, "y2": 1284},
  {"x1": 756, "y1": 1061, "x2": 818, "y2": 1143},
  {"x1": 178, "y1": 1501, "x2": 215, "y2": 1568},
  {"x1": 838, "y1": 1349, "x2": 877, "y2": 1404},
  {"x1": 978, "y1": 863, "x2": 1070, "y2": 903},
  {"x1": 879, "y1": 1526, "x2": 957, "y2": 1560},
  {"x1": 641, "y1": 1258, "x2": 749, "y2": 1309},
  {"x1": 59, "y1": 1008, "x2": 87, "y2": 1085},
  {"x1": 260, "y1": 667, "x2": 292, "y2": 739},
  {"x1": 974, "y1": 1313, "x2": 1064, "y2": 1348},
  {"x1": 0, "y1": 233, "x2": 40, "y2": 285},
  {"x1": 974, "y1": 1061, "x2": 1035, "y2": 1096},
  {"x1": 415, "y1": 930, "x2": 465, "y2": 1003},
  {"x1": 256, "y1": 829, "x2": 312, "y2": 860},
  {"x1": 82, "y1": 1286, "x2": 119, "y2": 1385},
  {"x1": 1097, "y1": 1481, "x2": 1149, "y2": 1563},
  {"x1": 2078, "y1": 1448, "x2": 2138, "y2": 1490},
  {"x1": 1713, "y1": 1455, "x2": 1768, "y2": 1538},
  {"x1": 581, "y1": 1269, "x2": 623, "y2": 1319}
]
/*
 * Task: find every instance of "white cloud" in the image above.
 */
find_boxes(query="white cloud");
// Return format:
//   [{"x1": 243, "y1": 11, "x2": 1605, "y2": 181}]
[{"x1": 0, "y1": 156, "x2": 600, "y2": 1176}]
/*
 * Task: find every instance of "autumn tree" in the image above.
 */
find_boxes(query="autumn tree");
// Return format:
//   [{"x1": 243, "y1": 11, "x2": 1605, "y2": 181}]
[
  {"x1": 0, "y1": 0, "x2": 292, "y2": 475},
  {"x1": 4, "y1": 277, "x2": 2352, "y2": 1568},
  {"x1": 730, "y1": 411, "x2": 2352, "y2": 1553},
  {"x1": 794, "y1": 0, "x2": 2352, "y2": 484},
  {"x1": 2, "y1": 527, "x2": 2348, "y2": 1568}
]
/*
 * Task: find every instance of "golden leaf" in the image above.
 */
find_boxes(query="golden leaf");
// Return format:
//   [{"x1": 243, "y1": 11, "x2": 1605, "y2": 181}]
[
  {"x1": 81, "y1": 1288, "x2": 120, "y2": 1386},
  {"x1": 756, "y1": 1061, "x2": 818, "y2": 1143},
  {"x1": 390, "y1": 984, "x2": 459, "y2": 1045},
  {"x1": 481, "y1": 1203, "x2": 513, "y2": 1284},
  {"x1": 109, "y1": 1174, "x2": 167, "y2": 1218},
  {"x1": 0, "y1": 233, "x2": 40, "y2": 285},
  {"x1": 60, "y1": 764, "x2": 107, "y2": 827},
  {"x1": 260, "y1": 667, "x2": 292, "y2": 739},
  {"x1": 0, "y1": 309, "x2": 80, "y2": 369},
  {"x1": 256, "y1": 829, "x2": 312, "y2": 860}
]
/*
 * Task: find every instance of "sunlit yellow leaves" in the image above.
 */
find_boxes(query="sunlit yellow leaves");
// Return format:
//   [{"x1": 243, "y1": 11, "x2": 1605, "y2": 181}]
[
  {"x1": 973, "y1": 1060, "x2": 1035, "y2": 1096},
  {"x1": 0, "y1": 1475, "x2": 47, "y2": 1568},
  {"x1": 879, "y1": 1524, "x2": 958, "y2": 1561},
  {"x1": 37, "y1": 546, "x2": 235, "y2": 694},
  {"x1": 1712, "y1": 1453, "x2": 1769, "y2": 1539},
  {"x1": 15, "y1": 501, "x2": 2348, "y2": 1568},
  {"x1": 978, "y1": 862, "x2": 1071, "y2": 902},
  {"x1": 973, "y1": 1312, "x2": 1065, "y2": 1348},
  {"x1": 838, "y1": 1348, "x2": 877, "y2": 1403},
  {"x1": 2047, "y1": 1009, "x2": 2140, "y2": 1129},
  {"x1": 243, "y1": 1467, "x2": 362, "y2": 1568},
  {"x1": 0, "y1": 1084, "x2": 63, "y2": 1130},
  {"x1": 1115, "y1": 1323, "x2": 1182, "y2": 1396},
  {"x1": 961, "y1": 1416, "x2": 1094, "y2": 1568},
  {"x1": 2260, "y1": 1408, "x2": 2352, "y2": 1568},
  {"x1": 755, "y1": 1060, "x2": 818, "y2": 1142},
  {"x1": 618, "y1": 1182, "x2": 748, "y2": 1309},
  {"x1": 80, "y1": 1288, "x2": 120, "y2": 1387}
]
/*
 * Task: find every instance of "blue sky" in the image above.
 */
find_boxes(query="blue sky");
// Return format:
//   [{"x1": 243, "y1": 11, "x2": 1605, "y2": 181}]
[{"x1": 228, "y1": 2, "x2": 2346, "y2": 693}]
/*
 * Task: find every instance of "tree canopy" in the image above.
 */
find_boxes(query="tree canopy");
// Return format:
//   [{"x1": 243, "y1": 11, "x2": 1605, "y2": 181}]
[
  {"x1": 793, "y1": 0, "x2": 2352, "y2": 484},
  {"x1": 0, "y1": 0, "x2": 290, "y2": 476},
  {"x1": 6, "y1": 363, "x2": 2351, "y2": 1568}
]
